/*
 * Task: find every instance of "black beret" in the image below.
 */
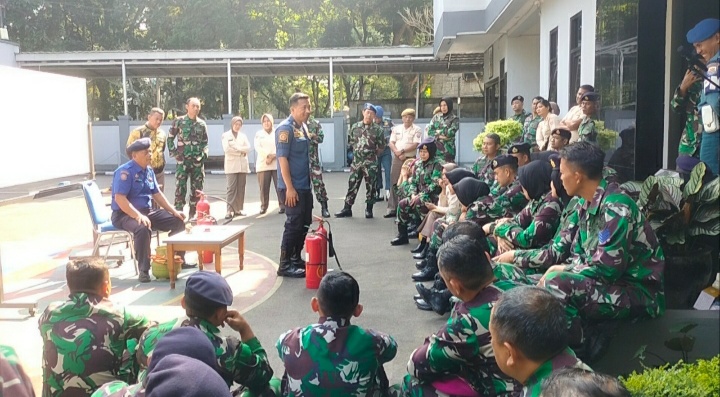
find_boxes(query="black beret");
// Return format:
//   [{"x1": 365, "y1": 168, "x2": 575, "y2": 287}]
[
  {"x1": 580, "y1": 92, "x2": 600, "y2": 102},
  {"x1": 509, "y1": 142, "x2": 531, "y2": 156},
  {"x1": 511, "y1": 95, "x2": 524, "y2": 103},
  {"x1": 185, "y1": 271, "x2": 233, "y2": 306},
  {"x1": 548, "y1": 153, "x2": 561, "y2": 171},
  {"x1": 491, "y1": 154, "x2": 519, "y2": 169},
  {"x1": 126, "y1": 137, "x2": 151, "y2": 158},
  {"x1": 551, "y1": 128, "x2": 572, "y2": 141}
]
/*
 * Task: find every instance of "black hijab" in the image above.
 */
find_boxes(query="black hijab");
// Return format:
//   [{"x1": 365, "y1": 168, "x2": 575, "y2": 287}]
[
  {"x1": 549, "y1": 154, "x2": 570, "y2": 206},
  {"x1": 440, "y1": 97, "x2": 454, "y2": 116},
  {"x1": 518, "y1": 160, "x2": 552, "y2": 200},
  {"x1": 446, "y1": 168, "x2": 475, "y2": 186},
  {"x1": 453, "y1": 177, "x2": 490, "y2": 207}
]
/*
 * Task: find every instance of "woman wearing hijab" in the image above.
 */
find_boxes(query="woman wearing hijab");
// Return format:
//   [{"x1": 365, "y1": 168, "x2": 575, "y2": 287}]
[
  {"x1": 427, "y1": 97, "x2": 460, "y2": 162},
  {"x1": 222, "y1": 116, "x2": 250, "y2": 218},
  {"x1": 494, "y1": 154, "x2": 583, "y2": 279},
  {"x1": 391, "y1": 137, "x2": 444, "y2": 247},
  {"x1": 482, "y1": 160, "x2": 562, "y2": 257}
]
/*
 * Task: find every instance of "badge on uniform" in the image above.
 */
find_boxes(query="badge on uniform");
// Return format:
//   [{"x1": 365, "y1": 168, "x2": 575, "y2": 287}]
[
  {"x1": 599, "y1": 228, "x2": 611, "y2": 245},
  {"x1": 120, "y1": 171, "x2": 128, "y2": 181},
  {"x1": 278, "y1": 131, "x2": 289, "y2": 143}
]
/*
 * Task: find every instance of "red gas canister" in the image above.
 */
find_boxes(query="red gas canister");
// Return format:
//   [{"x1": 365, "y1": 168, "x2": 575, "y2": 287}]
[{"x1": 197, "y1": 217, "x2": 214, "y2": 264}]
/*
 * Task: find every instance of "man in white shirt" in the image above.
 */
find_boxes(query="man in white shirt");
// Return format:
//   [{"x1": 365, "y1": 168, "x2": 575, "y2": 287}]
[
  {"x1": 561, "y1": 84, "x2": 595, "y2": 143},
  {"x1": 385, "y1": 108, "x2": 422, "y2": 218}
]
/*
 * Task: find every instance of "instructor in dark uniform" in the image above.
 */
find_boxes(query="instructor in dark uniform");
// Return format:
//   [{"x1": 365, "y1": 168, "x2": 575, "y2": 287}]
[
  {"x1": 111, "y1": 138, "x2": 193, "y2": 283},
  {"x1": 276, "y1": 92, "x2": 313, "y2": 278}
]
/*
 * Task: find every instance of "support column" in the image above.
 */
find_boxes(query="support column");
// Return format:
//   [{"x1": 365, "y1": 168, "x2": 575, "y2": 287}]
[
  {"x1": 247, "y1": 76, "x2": 253, "y2": 119},
  {"x1": 329, "y1": 57, "x2": 334, "y2": 117},
  {"x1": 415, "y1": 73, "x2": 421, "y2": 114},
  {"x1": 227, "y1": 60, "x2": 232, "y2": 114},
  {"x1": 121, "y1": 60, "x2": 128, "y2": 116},
  {"x1": 155, "y1": 79, "x2": 161, "y2": 108}
]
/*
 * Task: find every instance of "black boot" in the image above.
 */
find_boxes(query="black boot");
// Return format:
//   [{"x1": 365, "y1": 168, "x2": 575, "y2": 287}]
[
  {"x1": 432, "y1": 273, "x2": 447, "y2": 290},
  {"x1": 335, "y1": 204, "x2": 352, "y2": 218},
  {"x1": 415, "y1": 258, "x2": 427, "y2": 270},
  {"x1": 414, "y1": 298, "x2": 433, "y2": 311},
  {"x1": 429, "y1": 289, "x2": 453, "y2": 315},
  {"x1": 391, "y1": 223, "x2": 409, "y2": 246},
  {"x1": 407, "y1": 224, "x2": 419, "y2": 239},
  {"x1": 410, "y1": 238, "x2": 427, "y2": 254},
  {"x1": 321, "y1": 202, "x2": 330, "y2": 218},
  {"x1": 415, "y1": 282, "x2": 432, "y2": 303},
  {"x1": 413, "y1": 243, "x2": 429, "y2": 260},
  {"x1": 412, "y1": 252, "x2": 438, "y2": 281},
  {"x1": 277, "y1": 249, "x2": 305, "y2": 278},
  {"x1": 365, "y1": 203, "x2": 373, "y2": 219},
  {"x1": 290, "y1": 246, "x2": 306, "y2": 269}
]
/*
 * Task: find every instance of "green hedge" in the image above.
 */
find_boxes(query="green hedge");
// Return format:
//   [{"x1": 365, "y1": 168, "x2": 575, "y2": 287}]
[
  {"x1": 596, "y1": 120, "x2": 619, "y2": 152},
  {"x1": 621, "y1": 356, "x2": 720, "y2": 397},
  {"x1": 473, "y1": 120, "x2": 523, "y2": 151}
]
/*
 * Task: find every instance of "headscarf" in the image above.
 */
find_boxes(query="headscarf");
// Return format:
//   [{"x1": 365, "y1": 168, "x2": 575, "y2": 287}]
[
  {"x1": 440, "y1": 97, "x2": 454, "y2": 116},
  {"x1": 418, "y1": 137, "x2": 437, "y2": 159},
  {"x1": 518, "y1": 160, "x2": 553, "y2": 200},
  {"x1": 453, "y1": 177, "x2": 490, "y2": 207},
  {"x1": 446, "y1": 168, "x2": 475, "y2": 186},
  {"x1": 548, "y1": 154, "x2": 570, "y2": 206}
]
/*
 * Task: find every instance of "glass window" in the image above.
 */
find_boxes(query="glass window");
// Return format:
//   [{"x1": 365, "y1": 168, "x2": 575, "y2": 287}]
[
  {"x1": 500, "y1": 59, "x2": 507, "y2": 120},
  {"x1": 549, "y1": 28, "x2": 558, "y2": 103}
]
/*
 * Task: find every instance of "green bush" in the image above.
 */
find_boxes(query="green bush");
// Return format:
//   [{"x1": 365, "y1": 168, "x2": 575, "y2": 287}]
[
  {"x1": 621, "y1": 356, "x2": 720, "y2": 397},
  {"x1": 473, "y1": 120, "x2": 523, "y2": 151},
  {"x1": 596, "y1": 120, "x2": 619, "y2": 152}
]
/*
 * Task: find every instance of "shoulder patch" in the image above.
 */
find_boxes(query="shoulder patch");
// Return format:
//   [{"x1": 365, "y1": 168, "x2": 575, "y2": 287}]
[
  {"x1": 120, "y1": 171, "x2": 129, "y2": 181},
  {"x1": 599, "y1": 228, "x2": 611, "y2": 245},
  {"x1": 278, "y1": 131, "x2": 289, "y2": 143}
]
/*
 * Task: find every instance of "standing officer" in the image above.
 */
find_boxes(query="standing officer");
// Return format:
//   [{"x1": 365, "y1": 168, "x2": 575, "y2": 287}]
[
  {"x1": 307, "y1": 115, "x2": 330, "y2": 218},
  {"x1": 688, "y1": 18, "x2": 720, "y2": 174},
  {"x1": 335, "y1": 103, "x2": 385, "y2": 219},
  {"x1": 127, "y1": 108, "x2": 167, "y2": 194},
  {"x1": 509, "y1": 95, "x2": 530, "y2": 125},
  {"x1": 276, "y1": 92, "x2": 313, "y2": 278},
  {"x1": 374, "y1": 105, "x2": 394, "y2": 202},
  {"x1": 111, "y1": 138, "x2": 192, "y2": 283},
  {"x1": 168, "y1": 97, "x2": 209, "y2": 220},
  {"x1": 577, "y1": 92, "x2": 600, "y2": 143}
]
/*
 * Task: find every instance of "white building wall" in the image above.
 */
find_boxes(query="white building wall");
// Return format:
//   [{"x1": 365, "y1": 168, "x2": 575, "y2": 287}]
[
  {"x1": 506, "y1": 34, "x2": 541, "y2": 116},
  {"x1": 484, "y1": 35, "x2": 507, "y2": 83},
  {"x1": 538, "y1": 0, "x2": 596, "y2": 114}
]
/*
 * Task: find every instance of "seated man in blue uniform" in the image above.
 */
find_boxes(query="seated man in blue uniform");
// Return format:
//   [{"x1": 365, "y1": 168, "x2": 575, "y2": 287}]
[{"x1": 111, "y1": 138, "x2": 193, "y2": 283}]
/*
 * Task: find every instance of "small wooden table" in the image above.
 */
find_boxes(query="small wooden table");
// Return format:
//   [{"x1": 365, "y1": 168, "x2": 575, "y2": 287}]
[{"x1": 164, "y1": 225, "x2": 249, "y2": 289}]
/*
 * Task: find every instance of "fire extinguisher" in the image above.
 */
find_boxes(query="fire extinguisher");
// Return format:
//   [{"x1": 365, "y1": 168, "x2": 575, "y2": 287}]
[
  {"x1": 305, "y1": 217, "x2": 329, "y2": 289},
  {"x1": 195, "y1": 190, "x2": 216, "y2": 264}
]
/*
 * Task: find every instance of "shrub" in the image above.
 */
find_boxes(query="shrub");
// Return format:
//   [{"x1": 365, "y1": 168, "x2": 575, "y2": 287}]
[
  {"x1": 621, "y1": 356, "x2": 720, "y2": 397},
  {"x1": 596, "y1": 120, "x2": 619, "y2": 152},
  {"x1": 473, "y1": 120, "x2": 523, "y2": 151}
]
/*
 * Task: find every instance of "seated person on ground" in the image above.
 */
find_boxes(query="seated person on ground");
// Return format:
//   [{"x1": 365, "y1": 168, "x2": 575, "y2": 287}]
[
  {"x1": 392, "y1": 137, "x2": 444, "y2": 246},
  {"x1": 494, "y1": 154, "x2": 581, "y2": 278},
  {"x1": 413, "y1": 164, "x2": 462, "y2": 253},
  {"x1": 401, "y1": 235, "x2": 522, "y2": 397},
  {"x1": 539, "y1": 142, "x2": 665, "y2": 323},
  {"x1": 145, "y1": 355, "x2": 231, "y2": 397},
  {"x1": 483, "y1": 160, "x2": 562, "y2": 257},
  {"x1": 472, "y1": 133, "x2": 501, "y2": 185},
  {"x1": 463, "y1": 155, "x2": 528, "y2": 227},
  {"x1": 509, "y1": 142, "x2": 532, "y2": 167},
  {"x1": 93, "y1": 327, "x2": 218, "y2": 397},
  {"x1": 277, "y1": 271, "x2": 397, "y2": 397},
  {"x1": 137, "y1": 271, "x2": 275, "y2": 396},
  {"x1": 0, "y1": 345, "x2": 35, "y2": 397},
  {"x1": 489, "y1": 286, "x2": 591, "y2": 397},
  {"x1": 395, "y1": 158, "x2": 419, "y2": 203},
  {"x1": 540, "y1": 368, "x2": 630, "y2": 397},
  {"x1": 548, "y1": 128, "x2": 572, "y2": 152},
  {"x1": 39, "y1": 259, "x2": 151, "y2": 397}
]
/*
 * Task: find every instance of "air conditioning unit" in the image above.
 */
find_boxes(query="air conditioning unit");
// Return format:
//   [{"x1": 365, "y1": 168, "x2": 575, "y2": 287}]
[{"x1": 0, "y1": 28, "x2": 8, "y2": 40}]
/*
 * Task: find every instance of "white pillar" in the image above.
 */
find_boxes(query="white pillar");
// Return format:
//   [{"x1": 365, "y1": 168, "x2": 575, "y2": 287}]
[
  {"x1": 415, "y1": 73, "x2": 421, "y2": 114},
  {"x1": 329, "y1": 57, "x2": 334, "y2": 117},
  {"x1": 121, "y1": 60, "x2": 128, "y2": 116},
  {"x1": 247, "y1": 76, "x2": 253, "y2": 118},
  {"x1": 227, "y1": 60, "x2": 232, "y2": 114}
]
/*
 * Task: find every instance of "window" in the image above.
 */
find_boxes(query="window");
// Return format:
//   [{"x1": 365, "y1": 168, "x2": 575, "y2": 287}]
[
  {"x1": 499, "y1": 59, "x2": 507, "y2": 119},
  {"x1": 549, "y1": 28, "x2": 558, "y2": 103},
  {"x1": 485, "y1": 79, "x2": 499, "y2": 122},
  {"x1": 569, "y1": 12, "x2": 582, "y2": 106}
]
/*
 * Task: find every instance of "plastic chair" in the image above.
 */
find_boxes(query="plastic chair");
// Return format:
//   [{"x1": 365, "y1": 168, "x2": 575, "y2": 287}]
[{"x1": 80, "y1": 180, "x2": 138, "y2": 274}]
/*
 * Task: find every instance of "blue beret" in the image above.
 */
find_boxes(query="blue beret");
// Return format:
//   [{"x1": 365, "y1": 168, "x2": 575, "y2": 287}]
[
  {"x1": 147, "y1": 327, "x2": 217, "y2": 374},
  {"x1": 145, "y1": 355, "x2": 231, "y2": 397},
  {"x1": 491, "y1": 154, "x2": 519, "y2": 169},
  {"x1": 374, "y1": 105, "x2": 384, "y2": 119},
  {"x1": 676, "y1": 155, "x2": 703, "y2": 174},
  {"x1": 185, "y1": 271, "x2": 233, "y2": 306},
  {"x1": 126, "y1": 137, "x2": 151, "y2": 157},
  {"x1": 581, "y1": 92, "x2": 600, "y2": 102},
  {"x1": 509, "y1": 142, "x2": 531, "y2": 155},
  {"x1": 687, "y1": 18, "x2": 720, "y2": 43},
  {"x1": 363, "y1": 103, "x2": 377, "y2": 114}
]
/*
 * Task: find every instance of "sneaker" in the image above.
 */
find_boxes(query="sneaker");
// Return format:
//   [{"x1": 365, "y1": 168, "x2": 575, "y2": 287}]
[
  {"x1": 138, "y1": 273, "x2": 151, "y2": 283},
  {"x1": 278, "y1": 208, "x2": 286, "y2": 214}
]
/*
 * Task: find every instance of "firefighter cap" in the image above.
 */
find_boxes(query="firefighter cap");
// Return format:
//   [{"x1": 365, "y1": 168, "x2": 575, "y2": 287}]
[{"x1": 126, "y1": 137, "x2": 151, "y2": 158}]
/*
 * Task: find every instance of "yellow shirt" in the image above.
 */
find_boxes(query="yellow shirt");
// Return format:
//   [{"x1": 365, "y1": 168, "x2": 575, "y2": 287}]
[{"x1": 127, "y1": 125, "x2": 167, "y2": 171}]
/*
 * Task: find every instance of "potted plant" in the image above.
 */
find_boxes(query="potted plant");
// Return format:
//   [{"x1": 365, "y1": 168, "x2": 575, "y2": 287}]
[
  {"x1": 473, "y1": 119, "x2": 523, "y2": 151},
  {"x1": 629, "y1": 162, "x2": 720, "y2": 309},
  {"x1": 620, "y1": 355, "x2": 720, "y2": 396}
]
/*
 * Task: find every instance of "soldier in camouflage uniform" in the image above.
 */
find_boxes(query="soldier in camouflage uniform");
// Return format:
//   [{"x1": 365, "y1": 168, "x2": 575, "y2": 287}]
[
  {"x1": 483, "y1": 160, "x2": 562, "y2": 257},
  {"x1": 671, "y1": 71, "x2": 704, "y2": 157},
  {"x1": 39, "y1": 259, "x2": 151, "y2": 397},
  {"x1": 336, "y1": 103, "x2": 386, "y2": 219},
  {"x1": 307, "y1": 116, "x2": 330, "y2": 217},
  {"x1": 136, "y1": 272, "x2": 276, "y2": 396},
  {"x1": 577, "y1": 92, "x2": 600, "y2": 143},
  {"x1": 519, "y1": 96, "x2": 543, "y2": 149},
  {"x1": 127, "y1": 108, "x2": 167, "y2": 198},
  {"x1": 400, "y1": 236, "x2": 521, "y2": 397},
  {"x1": 391, "y1": 137, "x2": 444, "y2": 246},
  {"x1": 489, "y1": 287, "x2": 591, "y2": 397},
  {"x1": 0, "y1": 345, "x2": 35, "y2": 397},
  {"x1": 167, "y1": 97, "x2": 209, "y2": 219},
  {"x1": 427, "y1": 97, "x2": 459, "y2": 162},
  {"x1": 277, "y1": 272, "x2": 398, "y2": 397},
  {"x1": 540, "y1": 142, "x2": 665, "y2": 322},
  {"x1": 464, "y1": 155, "x2": 528, "y2": 227},
  {"x1": 472, "y1": 133, "x2": 501, "y2": 185},
  {"x1": 510, "y1": 95, "x2": 530, "y2": 125}
]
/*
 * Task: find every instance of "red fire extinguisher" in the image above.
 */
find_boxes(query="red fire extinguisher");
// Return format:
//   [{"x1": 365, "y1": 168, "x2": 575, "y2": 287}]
[
  {"x1": 195, "y1": 190, "x2": 215, "y2": 264},
  {"x1": 305, "y1": 216, "x2": 328, "y2": 289}
]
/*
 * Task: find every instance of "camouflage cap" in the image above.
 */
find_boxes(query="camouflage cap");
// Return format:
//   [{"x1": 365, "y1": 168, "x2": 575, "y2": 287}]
[{"x1": 185, "y1": 271, "x2": 233, "y2": 306}]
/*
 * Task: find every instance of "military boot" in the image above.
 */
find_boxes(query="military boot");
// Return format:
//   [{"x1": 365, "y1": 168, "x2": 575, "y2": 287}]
[
  {"x1": 365, "y1": 203, "x2": 373, "y2": 219},
  {"x1": 335, "y1": 204, "x2": 352, "y2": 218},
  {"x1": 410, "y1": 238, "x2": 427, "y2": 254},
  {"x1": 290, "y1": 245, "x2": 306, "y2": 269},
  {"x1": 321, "y1": 202, "x2": 330, "y2": 218},
  {"x1": 412, "y1": 252, "x2": 438, "y2": 281},
  {"x1": 277, "y1": 249, "x2": 305, "y2": 278},
  {"x1": 429, "y1": 289, "x2": 453, "y2": 315},
  {"x1": 412, "y1": 243, "x2": 429, "y2": 260},
  {"x1": 390, "y1": 222, "x2": 409, "y2": 246}
]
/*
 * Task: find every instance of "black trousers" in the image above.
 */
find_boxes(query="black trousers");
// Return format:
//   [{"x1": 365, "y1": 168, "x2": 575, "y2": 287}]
[
  {"x1": 111, "y1": 208, "x2": 186, "y2": 273},
  {"x1": 277, "y1": 189, "x2": 313, "y2": 252}
]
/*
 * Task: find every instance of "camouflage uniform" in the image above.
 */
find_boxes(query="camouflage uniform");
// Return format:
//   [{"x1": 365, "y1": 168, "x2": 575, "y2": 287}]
[
  {"x1": 466, "y1": 180, "x2": 528, "y2": 227},
  {"x1": 343, "y1": 121, "x2": 385, "y2": 206},
  {"x1": 577, "y1": 117, "x2": 598, "y2": 143},
  {"x1": 511, "y1": 110, "x2": 530, "y2": 126},
  {"x1": 137, "y1": 316, "x2": 274, "y2": 395},
  {"x1": 471, "y1": 155, "x2": 496, "y2": 186},
  {"x1": 487, "y1": 192, "x2": 562, "y2": 256},
  {"x1": 521, "y1": 348, "x2": 591, "y2": 397},
  {"x1": 38, "y1": 293, "x2": 150, "y2": 397},
  {"x1": 167, "y1": 115, "x2": 209, "y2": 215},
  {"x1": 520, "y1": 115, "x2": 542, "y2": 147},
  {"x1": 307, "y1": 117, "x2": 328, "y2": 204},
  {"x1": 276, "y1": 317, "x2": 397, "y2": 397},
  {"x1": 671, "y1": 81, "x2": 703, "y2": 157},
  {"x1": 544, "y1": 179, "x2": 666, "y2": 321},
  {"x1": 427, "y1": 113, "x2": 459, "y2": 162},
  {"x1": 91, "y1": 381, "x2": 143, "y2": 397},
  {"x1": 401, "y1": 281, "x2": 521, "y2": 397},
  {"x1": 397, "y1": 158, "x2": 444, "y2": 225},
  {"x1": 0, "y1": 345, "x2": 35, "y2": 397}
]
